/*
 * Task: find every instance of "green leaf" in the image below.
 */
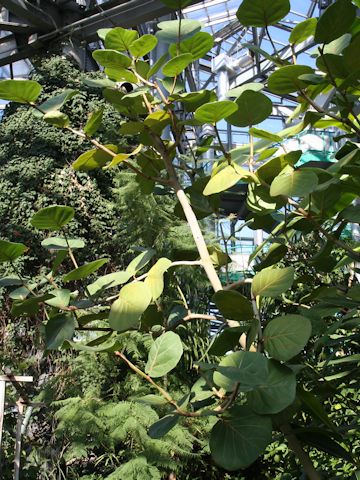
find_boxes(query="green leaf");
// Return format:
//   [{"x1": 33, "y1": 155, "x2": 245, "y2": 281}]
[
  {"x1": 257, "y1": 151, "x2": 301, "y2": 184},
  {"x1": 0, "y1": 79, "x2": 42, "y2": 103},
  {"x1": 296, "y1": 429, "x2": 353, "y2": 463},
  {"x1": 236, "y1": 0, "x2": 290, "y2": 27},
  {"x1": 298, "y1": 389, "x2": 336, "y2": 431},
  {"x1": 135, "y1": 394, "x2": 168, "y2": 406},
  {"x1": 247, "y1": 360, "x2": 296, "y2": 414},
  {"x1": 148, "y1": 414, "x2": 179, "y2": 439},
  {"x1": 72, "y1": 145, "x2": 118, "y2": 171},
  {"x1": 249, "y1": 128, "x2": 281, "y2": 142},
  {"x1": 45, "y1": 313, "x2": 75, "y2": 350},
  {"x1": 104, "y1": 27, "x2": 138, "y2": 51},
  {"x1": 213, "y1": 290, "x2": 253, "y2": 321},
  {"x1": 63, "y1": 258, "x2": 109, "y2": 282},
  {"x1": 66, "y1": 337, "x2": 119, "y2": 353},
  {"x1": 84, "y1": 108, "x2": 104, "y2": 136},
  {"x1": 97, "y1": 28, "x2": 111, "y2": 41},
  {"x1": 147, "y1": 53, "x2": 169, "y2": 79},
  {"x1": 162, "y1": 53, "x2": 193, "y2": 77},
  {"x1": 194, "y1": 100, "x2": 237, "y2": 124},
  {"x1": 45, "y1": 289, "x2": 71, "y2": 309},
  {"x1": 202, "y1": 166, "x2": 239, "y2": 196},
  {"x1": 226, "y1": 91, "x2": 272, "y2": 127},
  {"x1": 210, "y1": 406, "x2": 272, "y2": 471},
  {"x1": 0, "y1": 240, "x2": 27, "y2": 263},
  {"x1": 289, "y1": 18, "x2": 317, "y2": 45},
  {"x1": 254, "y1": 243, "x2": 287, "y2": 270},
  {"x1": 214, "y1": 351, "x2": 268, "y2": 392},
  {"x1": 41, "y1": 237, "x2": 85, "y2": 250},
  {"x1": 315, "y1": 0, "x2": 356, "y2": 44},
  {"x1": 35, "y1": 89, "x2": 78, "y2": 116},
  {"x1": 92, "y1": 49, "x2": 132, "y2": 69},
  {"x1": 144, "y1": 258, "x2": 172, "y2": 300},
  {"x1": 129, "y1": 34, "x2": 158, "y2": 57},
  {"x1": 226, "y1": 82, "x2": 264, "y2": 98},
  {"x1": 316, "y1": 54, "x2": 349, "y2": 78},
  {"x1": 31, "y1": 205, "x2": 74, "y2": 231},
  {"x1": 169, "y1": 32, "x2": 214, "y2": 60},
  {"x1": 270, "y1": 169, "x2": 318, "y2": 197},
  {"x1": 109, "y1": 281, "x2": 152, "y2": 332},
  {"x1": 145, "y1": 331, "x2": 183, "y2": 377},
  {"x1": 43, "y1": 111, "x2": 70, "y2": 128},
  {"x1": 170, "y1": 90, "x2": 216, "y2": 112},
  {"x1": 252, "y1": 266, "x2": 294, "y2": 298},
  {"x1": 87, "y1": 271, "x2": 131, "y2": 296},
  {"x1": 209, "y1": 326, "x2": 251, "y2": 356},
  {"x1": 268, "y1": 65, "x2": 314, "y2": 94},
  {"x1": 340, "y1": 204, "x2": 360, "y2": 222},
  {"x1": 156, "y1": 19, "x2": 202, "y2": 44},
  {"x1": 105, "y1": 67, "x2": 138, "y2": 83},
  {"x1": 11, "y1": 294, "x2": 53, "y2": 317},
  {"x1": 0, "y1": 276, "x2": 23, "y2": 287},
  {"x1": 264, "y1": 314, "x2": 312, "y2": 361},
  {"x1": 126, "y1": 248, "x2": 156, "y2": 274}
]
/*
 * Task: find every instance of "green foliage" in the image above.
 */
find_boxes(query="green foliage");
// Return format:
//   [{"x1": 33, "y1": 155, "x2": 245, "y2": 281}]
[{"x1": 1, "y1": 4, "x2": 360, "y2": 479}]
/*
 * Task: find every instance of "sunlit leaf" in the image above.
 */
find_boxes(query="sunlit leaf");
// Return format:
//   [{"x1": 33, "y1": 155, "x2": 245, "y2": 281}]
[
  {"x1": 145, "y1": 331, "x2": 183, "y2": 377},
  {"x1": 252, "y1": 266, "x2": 294, "y2": 298},
  {"x1": 109, "y1": 281, "x2": 152, "y2": 331},
  {"x1": 264, "y1": 314, "x2": 312, "y2": 361},
  {"x1": 31, "y1": 205, "x2": 74, "y2": 231}
]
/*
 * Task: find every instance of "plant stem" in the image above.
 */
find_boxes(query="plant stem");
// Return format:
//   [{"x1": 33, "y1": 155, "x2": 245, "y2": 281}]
[
  {"x1": 214, "y1": 124, "x2": 230, "y2": 162},
  {"x1": 281, "y1": 423, "x2": 322, "y2": 480}
]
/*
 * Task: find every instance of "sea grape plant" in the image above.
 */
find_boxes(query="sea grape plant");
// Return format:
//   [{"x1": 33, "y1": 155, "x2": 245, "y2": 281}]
[{"x1": 0, "y1": 0, "x2": 360, "y2": 477}]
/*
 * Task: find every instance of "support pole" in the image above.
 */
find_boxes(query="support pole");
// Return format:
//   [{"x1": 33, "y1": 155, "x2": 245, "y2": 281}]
[{"x1": 0, "y1": 380, "x2": 6, "y2": 472}]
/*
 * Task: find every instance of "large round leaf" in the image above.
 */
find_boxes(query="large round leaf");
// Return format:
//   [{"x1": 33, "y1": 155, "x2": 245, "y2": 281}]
[
  {"x1": 247, "y1": 360, "x2": 296, "y2": 414},
  {"x1": 289, "y1": 18, "x2": 317, "y2": 45},
  {"x1": 226, "y1": 82, "x2": 264, "y2": 99},
  {"x1": 314, "y1": 0, "x2": 356, "y2": 45},
  {"x1": 194, "y1": 100, "x2": 237, "y2": 124},
  {"x1": 92, "y1": 49, "x2": 132, "y2": 69},
  {"x1": 268, "y1": 65, "x2": 314, "y2": 94},
  {"x1": 213, "y1": 289, "x2": 253, "y2": 321},
  {"x1": 0, "y1": 240, "x2": 27, "y2": 263},
  {"x1": 162, "y1": 53, "x2": 193, "y2": 77},
  {"x1": 144, "y1": 258, "x2": 172, "y2": 300},
  {"x1": 203, "y1": 165, "x2": 240, "y2": 196},
  {"x1": 87, "y1": 271, "x2": 132, "y2": 296},
  {"x1": 236, "y1": 0, "x2": 290, "y2": 27},
  {"x1": 41, "y1": 237, "x2": 85, "y2": 250},
  {"x1": 270, "y1": 169, "x2": 318, "y2": 197},
  {"x1": 104, "y1": 27, "x2": 138, "y2": 51},
  {"x1": 31, "y1": 205, "x2": 74, "y2": 231},
  {"x1": 208, "y1": 326, "x2": 251, "y2": 356},
  {"x1": 0, "y1": 79, "x2": 42, "y2": 103},
  {"x1": 169, "y1": 32, "x2": 214, "y2": 60},
  {"x1": 156, "y1": 19, "x2": 202, "y2": 44},
  {"x1": 252, "y1": 266, "x2": 294, "y2": 298},
  {"x1": 210, "y1": 406, "x2": 272, "y2": 471},
  {"x1": 213, "y1": 351, "x2": 269, "y2": 392},
  {"x1": 129, "y1": 34, "x2": 158, "y2": 57},
  {"x1": 63, "y1": 258, "x2": 109, "y2": 283},
  {"x1": 225, "y1": 90, "x2": 272, "y2": 127},
  {"x1": 72, "y1": 145, "x2": 118, "y2": 171},
  {"x1": 45, "y1": 313, "x2": 75, "y2": 350},
  {"x1": 264, "y1": 314, "x2": 312, "y2": 362},
  {"x1": 109, "y1": 281, "x2": 152, "y2": 332},
  {"x1": 145, "y1": 331, "x2": 183, "y2": 377}
]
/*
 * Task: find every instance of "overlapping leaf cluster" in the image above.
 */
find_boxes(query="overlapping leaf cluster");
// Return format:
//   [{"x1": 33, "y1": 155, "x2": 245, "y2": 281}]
[{"x1": 0, "y1": 0, "x2": 359, "y2": 476}]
